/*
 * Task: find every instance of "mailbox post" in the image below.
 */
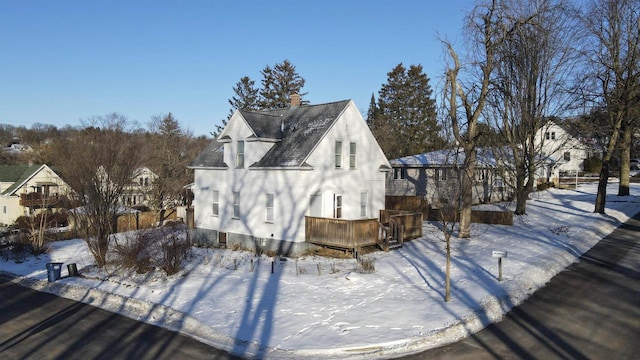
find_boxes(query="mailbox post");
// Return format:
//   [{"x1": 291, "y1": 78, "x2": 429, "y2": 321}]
[{"x1": 492, "y1": 250, "x2": 507, "y2": 281}]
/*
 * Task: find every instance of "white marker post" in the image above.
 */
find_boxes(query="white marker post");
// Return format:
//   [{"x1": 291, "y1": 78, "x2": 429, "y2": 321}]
[{"x1": 492, "y1": 250, "x2": 507, "y2": 281}]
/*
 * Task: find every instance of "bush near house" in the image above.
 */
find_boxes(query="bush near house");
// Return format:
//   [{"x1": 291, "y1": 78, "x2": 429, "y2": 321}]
[{"x1": 111, "y1": 225, "x2": 192, "y2": 276}]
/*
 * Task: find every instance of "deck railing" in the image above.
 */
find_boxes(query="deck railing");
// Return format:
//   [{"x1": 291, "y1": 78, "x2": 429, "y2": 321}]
[
  {"x1": 379, "y1": 210, "x2": 423, "y2": 240},
  {"x1": 19, "y1": 193, "x2": 61, "y2": 207},
  {"x1": 305, "y1": 216, "x2": 379, "y2": 250}
]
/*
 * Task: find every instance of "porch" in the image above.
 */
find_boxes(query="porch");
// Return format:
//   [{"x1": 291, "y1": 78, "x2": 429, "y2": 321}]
[{"x1": 305, "y1": 211, "x2": 423, "y2": 254}]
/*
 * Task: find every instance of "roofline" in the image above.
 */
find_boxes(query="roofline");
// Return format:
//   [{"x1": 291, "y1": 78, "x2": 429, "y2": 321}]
[
  {"x1": 298, "y1": 100, "x2": 351, "y2": 165},
  {"x1": 5, "y1": 164, "x2": 48, "y2": 196},
  {"x1": 248, "y1": 166, "x2": 314, "y2": 171},
  {"x1": 246, "y1": 137, "x2": 281, "y2": 143}
]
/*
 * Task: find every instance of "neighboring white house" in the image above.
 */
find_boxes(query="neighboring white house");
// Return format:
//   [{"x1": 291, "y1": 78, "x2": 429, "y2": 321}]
[
  {"x1": 189, "y1": 98, "x2": 390, "y2": 256},
  {"x1": 535, "y1": 121, "x2": 599, "y2": 182},
  {"x1": 0, "y1": 164, "x2": 72, "y2": 226},
  {"x1": 120, "y1": 166, "x2": 158, "y2": 207}
]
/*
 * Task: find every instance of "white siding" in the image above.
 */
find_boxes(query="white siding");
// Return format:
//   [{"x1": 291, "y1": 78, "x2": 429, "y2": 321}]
[{"x1": 193, "y1": 101, "x2": 390, "y2": 244}]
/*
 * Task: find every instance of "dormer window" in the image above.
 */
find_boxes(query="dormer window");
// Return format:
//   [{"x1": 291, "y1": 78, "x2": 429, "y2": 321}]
[{"x1": 236, "y1": 140, "x2": 245, "y2": 168}]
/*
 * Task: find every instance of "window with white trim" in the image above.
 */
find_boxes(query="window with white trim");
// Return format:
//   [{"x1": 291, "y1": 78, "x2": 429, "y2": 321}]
[
  {"x1": 212, "y1": 190, "x2": 219, "y2": 216},
  {"x1": 360, "y1": 191, "x2": 368, "y2": 217},
  {"x1": 334, "y1": 194, "x2": 342, "y2": 219},
  {"x1": 349, "y1": 142, "x2": 357, "y2": 169},
  {"x1": 233, "y1": 191, "x2": 240, "y2": 218},
  {"x1": 335, "y1": 141, "x2": 342, "y2": 168},
  {"x1": 236, "y1": 140, "x2": 245, "y2": 168},
  {"x1": 265, "y1": 193, "x2": 274, "y2": 222}
]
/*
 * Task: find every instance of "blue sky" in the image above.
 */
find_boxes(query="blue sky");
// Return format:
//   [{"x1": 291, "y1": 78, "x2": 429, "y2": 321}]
[{"x1": 0, "y1": 0, "x2": 474, "y2": 137}]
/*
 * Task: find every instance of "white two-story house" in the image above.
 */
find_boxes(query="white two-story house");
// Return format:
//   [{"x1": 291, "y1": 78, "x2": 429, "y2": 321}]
[
  {"x1": 535, "y1": 120, "x2": 598, "y2": 182},
  {"x1": 189, "y1": 98, "x2": 390, "y2": 256}
]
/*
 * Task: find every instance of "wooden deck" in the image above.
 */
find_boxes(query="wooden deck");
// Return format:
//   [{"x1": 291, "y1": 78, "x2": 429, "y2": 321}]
[{"x1": 305, "y1": 211, "x2": 423, "y2": 253}]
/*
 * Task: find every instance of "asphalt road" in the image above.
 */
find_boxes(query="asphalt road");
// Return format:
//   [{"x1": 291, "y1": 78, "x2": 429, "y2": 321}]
[
  {"x1": 0, "y1": 275, "x2": 240, "y2": 360},
  {"x1": 406, "y1": 211, "x2": 640, "y2": 360}
]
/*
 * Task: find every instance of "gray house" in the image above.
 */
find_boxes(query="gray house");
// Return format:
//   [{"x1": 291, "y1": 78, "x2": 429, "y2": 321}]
[{"x1": 386, "y1": 148, "x2": 512, "y2": 206}]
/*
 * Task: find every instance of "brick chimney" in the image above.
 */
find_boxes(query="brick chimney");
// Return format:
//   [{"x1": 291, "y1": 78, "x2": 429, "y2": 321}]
[{"x1": 290, "y1": 93, "x2": 301, "y2": 108}]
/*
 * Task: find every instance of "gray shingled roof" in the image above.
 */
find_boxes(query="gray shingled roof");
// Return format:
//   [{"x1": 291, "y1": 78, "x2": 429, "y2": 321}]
[
  {"x1": 190, "y1": 138, "x2": 226, "y2": 168},
  {"x1": 191, "y1": 100, "x2": 351, "y2": 169}
]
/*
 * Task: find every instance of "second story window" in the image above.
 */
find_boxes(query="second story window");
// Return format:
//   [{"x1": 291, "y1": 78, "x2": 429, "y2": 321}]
[
  {"x1": 236, "y1": 140, "x2": 245, "y2": 168},
  {"x1": 545, "y1": 131, "x2": 556, "y2": 140},
  {"x1": 564, "y1": 151, "x2": 571, "y2": 161},
  {"x1": 349, "y1": 142, "x2": 357, "y2": 169},
  {"x1": 335, "y1": 141, "x2": 342, "y2": 168}
]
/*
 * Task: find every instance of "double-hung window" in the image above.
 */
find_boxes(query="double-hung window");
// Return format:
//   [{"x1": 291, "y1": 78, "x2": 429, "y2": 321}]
[
  {"x1": 212, "y1": 190, "x2": 219, "y2": 216},
  {"x1": 236, "y1": 140, "x2": 245, "y2": 168},
  {"x1": 360, "y1": 191, "x2": 368, "y2": 217},
  {"x1": 233, "y1": 191, "x2": 240, "y2": 218},
  {"x1": 335, "y1": 141, "x2": 342, "y2": 168},
  {"x1": 349, "y1": 142, "x2": 357, "y2": 169},
  {"x1": 265, "y1": 193, "x2": 274, "y2": 222}
]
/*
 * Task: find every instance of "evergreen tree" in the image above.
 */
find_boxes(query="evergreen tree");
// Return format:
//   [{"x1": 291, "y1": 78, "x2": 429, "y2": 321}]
[
  {"x1": 373, "y1": 63, "x2": 441, "y2": 159},
  {"x1": 259, "y1": 59, "x2": 306, "y2": 109},
  {"x1": 158, "y1": 112, "x2": 182, "y2": 138},
  {"x1": 366, "y1": 93, "x2": 380, "y2": 127},
  {"x1": 215, "y1": 76, "x2": 259, "y2": 136}
]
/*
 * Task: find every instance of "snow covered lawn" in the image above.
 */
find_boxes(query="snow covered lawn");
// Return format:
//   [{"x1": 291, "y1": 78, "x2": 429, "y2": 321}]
[{"x1": 1, "y1": 183, "x2": 639, "y2": 359}]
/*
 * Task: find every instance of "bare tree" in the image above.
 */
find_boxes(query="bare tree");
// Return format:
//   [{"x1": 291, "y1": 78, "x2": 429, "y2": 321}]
[
  {"x1": 434, "y1": 149, "x2": 466, "y2": 302},
  {"x1": 487, "y1": 0, "x2": 580, "y2": 215},
  {"x1": 580, "y1": 0, "x2": 640, "y2": 212},
  {"x1": 53, "y1": 114, "x2": 143, "y2": 266},
  {"x1": 443, "y1": 0, "x2": 520, "y2": 237}
]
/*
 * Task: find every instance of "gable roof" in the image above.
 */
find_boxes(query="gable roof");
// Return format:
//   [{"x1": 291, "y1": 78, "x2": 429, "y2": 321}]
[
  {"x1": 0, "y1": 164, "x2": 46, "y2": 196},
  {"x1": 191, "y1": 100, "x2": 352, "y2": 169}
]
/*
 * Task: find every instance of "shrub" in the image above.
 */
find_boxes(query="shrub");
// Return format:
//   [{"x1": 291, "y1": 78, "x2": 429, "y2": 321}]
[
  {"x1": 112, "y1": 230, "x2": 155, "y2": 273},
  {"x1": 357, "y1": 256, "x2": 376, "y2": 273},
  {"x1": 160, "y1": 229, "x2": 192, "y2": 275}
]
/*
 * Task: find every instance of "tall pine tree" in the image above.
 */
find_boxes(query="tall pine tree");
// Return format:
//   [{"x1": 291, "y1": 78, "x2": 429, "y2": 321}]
[
  {"x1": 259, "y1": 59, "x2": 306, "y2": 109},
  {"x1": 372, "y1": 63, "x2": 441, "y2": 159},
  {"x1": 215, "y1": 76, "x2": 259, "y2": 136}
]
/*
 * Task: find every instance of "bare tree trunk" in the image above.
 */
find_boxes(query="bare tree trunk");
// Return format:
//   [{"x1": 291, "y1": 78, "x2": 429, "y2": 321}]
[
  {"x1": 459, "y1": 147, "x2": 476, "y2": 238},
  {"x1": 595, "y1": 161, "x2": 609, "y2": 213},
  {"x1": 618, "y1": 124, "x2": 631, "y2": 196},
  {"x1": 515, "y1": 169, "x2": 528, "y2": 215}
]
